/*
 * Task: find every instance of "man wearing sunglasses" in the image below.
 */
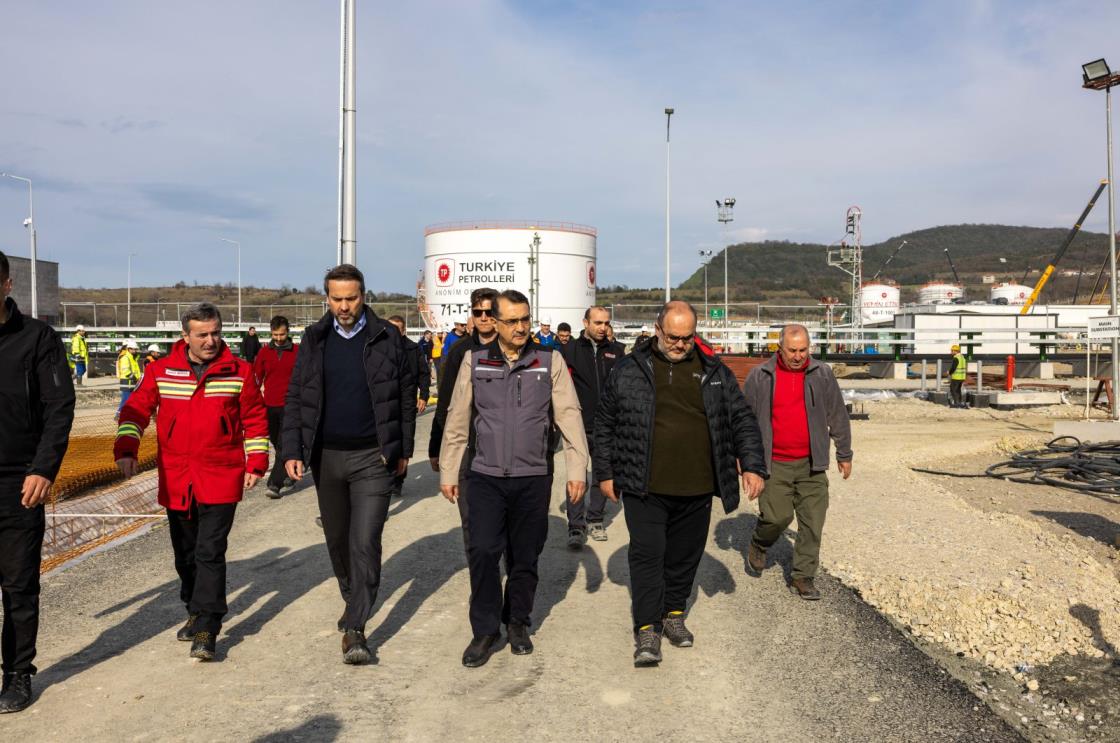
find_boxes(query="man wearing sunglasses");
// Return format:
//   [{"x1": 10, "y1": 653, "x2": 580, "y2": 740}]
[
  {"x1": 594, "y1": 300, "x2": 766, "y2": 667},
  {"x1": 440, "y1": 289, "x2": 589, "y2": 668},
  {"x1": 429, "y1": 288, "x2": 499, "y2": 554}
]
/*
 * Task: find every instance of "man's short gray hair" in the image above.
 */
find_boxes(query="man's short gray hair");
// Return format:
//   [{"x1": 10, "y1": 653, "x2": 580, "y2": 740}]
[
  {"x1": 656, "y1": 300, "x2": 697, "y2": 327},
  {"x1": 779, "y1": 323, "x2": 809, "y2": 345},
  {"x1": 181, "y1": 302, "x2": 222, "y2": 333}
]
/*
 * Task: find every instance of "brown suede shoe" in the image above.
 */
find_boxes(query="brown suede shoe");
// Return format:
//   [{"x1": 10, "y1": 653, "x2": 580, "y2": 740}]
[
  {"x1": 746, "y1": 542, "x2": 767, "y2": 576},
  {"x1": 791, "y1": 577, "x2": 821, "y2": 600}
]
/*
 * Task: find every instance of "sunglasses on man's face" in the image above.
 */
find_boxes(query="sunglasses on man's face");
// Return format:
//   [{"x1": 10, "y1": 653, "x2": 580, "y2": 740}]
[{"x1": 471, "y1": 308, "x2": 493, "y2": 318}]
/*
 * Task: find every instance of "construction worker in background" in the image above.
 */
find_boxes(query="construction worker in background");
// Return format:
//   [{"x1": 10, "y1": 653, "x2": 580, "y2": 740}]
[
  {"x1": 440, "y1": 289, "x2": 588, "y2": 668},
  {"x1": 252, "y1": 316, "x2": 299, "y2": 499},
  {"x1": 114, "y1": 302, "x2": 270, "y2": 661},
  {"x1": 947, "y1": 343, "x2": 967, "y2": 408},
  {"x1": 432, "y1": 331, "x2": 445, "y2": 385},
  {"x1": 70, "y1": 324, "x2": 88, "y2": 386},
  {"x1": 631, "y1": 329, "x2": 651, "y2": 353},
  {"x1": 555, "y1": 322, "x2": 572, "y2": 346},
  {"x1": 534, "y1": 319, "x2": 557, "y2": 349},
  {"x1": 387, "y1": 314, "x2": 430, "y2": 499},
  {"x1": 559, "y1": 306, "x2": 624, "y2": 547},
  {"x1": 242, "y1": 326, "x2": 261, "y2": 363},
  {"x1": 742, "y1": 324, "x2": 853, "y2": 601},
  {"x1": 144, "y1": 343, "x2": 162, "y2": 369},
  {"x1": 116, "y1": 339, "x2": 141, "y2": 411},
  {"x1": 418, "y1": 329, "x2": 435, "y2": 386},
  {"x1": 0, "y1": 250, "x2": 75, "y2": 713}
]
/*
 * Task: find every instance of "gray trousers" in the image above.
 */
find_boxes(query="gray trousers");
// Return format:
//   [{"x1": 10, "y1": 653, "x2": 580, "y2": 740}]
[{"x1": 313, "y1": 447, "x2": 395, "y2": 632}]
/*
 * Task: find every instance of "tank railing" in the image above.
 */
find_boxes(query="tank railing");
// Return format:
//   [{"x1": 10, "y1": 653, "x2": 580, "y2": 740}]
[{"x1": 424, "y1": 220, "x2": 598, "y2": 237}]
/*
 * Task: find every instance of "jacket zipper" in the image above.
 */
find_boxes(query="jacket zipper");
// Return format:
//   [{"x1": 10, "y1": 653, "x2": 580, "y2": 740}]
[{"x1": 640, "y1": 355, "x2": 656, "y2": 494}]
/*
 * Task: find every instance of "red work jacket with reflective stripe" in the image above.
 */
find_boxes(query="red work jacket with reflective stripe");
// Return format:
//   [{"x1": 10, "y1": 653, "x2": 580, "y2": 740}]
[{"x1": 113, "y1": 339, "x2": 269, "y2": 510}]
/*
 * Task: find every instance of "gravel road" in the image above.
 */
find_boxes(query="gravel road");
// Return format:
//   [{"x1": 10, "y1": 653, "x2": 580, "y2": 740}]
[{"x1": 4, "y1": 412, "x2": 1021, "y2": 742}]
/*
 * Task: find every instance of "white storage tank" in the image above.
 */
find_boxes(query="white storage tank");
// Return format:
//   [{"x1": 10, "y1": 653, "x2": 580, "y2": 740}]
[
  {"x1": 990, "y1": 282, "x2": 1031, "y2": 305},
  {"x1": 423, "y1": 220, "x2": 597, "y2": 331},
  {"x1": 860, "y1": 281, "x2": 901, "y2": 324},
  {"x1": 918, "y1": 281, "x2": 963, "y2": 304}
]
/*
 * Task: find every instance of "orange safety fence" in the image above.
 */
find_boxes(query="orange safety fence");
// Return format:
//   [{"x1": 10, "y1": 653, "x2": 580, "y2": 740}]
[{"x1": 42, "y1": 410, "x2": 164, "y2": 573}]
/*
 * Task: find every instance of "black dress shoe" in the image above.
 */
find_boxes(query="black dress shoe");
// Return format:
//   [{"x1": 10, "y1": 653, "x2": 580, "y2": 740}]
[
  {"x1": 342, "y1": 630, "x2": 373, "y2": 665},
  {"x1": 190, "y1": 631, "x2": 216, "y2": 661},
  {"x1": 0, "y1": 672, "x2": 32, "y2": 713},
  {"x1": 507, "y1": 623, "x2": 533, "y2": 655},
  {"x1": 462, "y1": 634, "x2": 500, "y2": 668},
  {"x1": 177, "y1": 613, "x2": 200, "y2": 641}
]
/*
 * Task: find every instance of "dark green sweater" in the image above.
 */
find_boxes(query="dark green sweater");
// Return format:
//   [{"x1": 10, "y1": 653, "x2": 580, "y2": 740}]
[{"x1": 648, "y1": 348, "x2": 714, "y2": 496}]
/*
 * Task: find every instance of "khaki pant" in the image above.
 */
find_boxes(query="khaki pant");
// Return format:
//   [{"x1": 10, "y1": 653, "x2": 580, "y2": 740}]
[{"x1": 751, "y1": 457, "x2": 829, "y2": 580}]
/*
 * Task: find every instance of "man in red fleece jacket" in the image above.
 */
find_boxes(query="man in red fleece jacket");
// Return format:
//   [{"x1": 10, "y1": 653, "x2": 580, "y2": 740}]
[
  {"x1": 253, "y1": 315, "x2": 299, "y2": 498},
  {"x1": 114, "y1": 303, "x2": 269, "y2": 661}
]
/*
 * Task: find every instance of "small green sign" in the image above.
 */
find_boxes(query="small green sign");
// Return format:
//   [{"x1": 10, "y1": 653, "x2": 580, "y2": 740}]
[{"x1": 709, "y1": 308, "x2": 725, "y2": 319}]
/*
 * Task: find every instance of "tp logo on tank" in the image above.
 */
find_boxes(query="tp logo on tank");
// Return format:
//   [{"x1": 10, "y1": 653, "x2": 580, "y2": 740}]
[
  {"x1": 436, "y1": 259, "x2": 455, "y2": 287},
  {"x1": 586, "y1": 262, "x2": 596, "y2": 288}
]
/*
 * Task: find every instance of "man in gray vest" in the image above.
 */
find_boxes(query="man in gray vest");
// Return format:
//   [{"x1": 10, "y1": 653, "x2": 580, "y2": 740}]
[{"x1": 440, "y1": 289, "x2": 589, "y2": 668}]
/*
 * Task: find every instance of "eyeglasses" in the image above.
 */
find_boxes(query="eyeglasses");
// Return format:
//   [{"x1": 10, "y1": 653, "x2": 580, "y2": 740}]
[
  {"x1": 471, "y1": 308, "x2": 493, "y2": 318},
  {"x1": 497, "y1": 315, "x2": 532, "y2": 328},
  {"x1": 657, "y1": 325, "x2": 695, "y2": 345}
]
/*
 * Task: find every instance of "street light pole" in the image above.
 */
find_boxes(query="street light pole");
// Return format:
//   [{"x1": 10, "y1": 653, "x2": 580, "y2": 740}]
[
  {"x1": 1083, "y1": 58, "x2": 1120, "y2": 420},
  {"x1": 664, "y1": 108, "x2": 674, "y2": 304},
  {"x1": 219, "y1": 238, "x2": 241, "y2": 325},
  {"x1": 127, "y1": 252, "x2": 137, "y2": 327},
  {"x1": 1, "y1": 172, "x2": 37, "y2": 319},
  {"x1": 698, "y1": 250, "x2": 713, "y2": 322}
]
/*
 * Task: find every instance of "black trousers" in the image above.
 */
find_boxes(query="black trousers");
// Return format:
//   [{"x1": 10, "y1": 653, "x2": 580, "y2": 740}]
[
  {"x1": 166, "y1": 500, "x2": 238, "y2": 635},
  {"x1": 0, "y1": 478, "x2": 44, "y2": 675},
  {"x1": 312, "y1": 447, "x2": 394, "y2": 632},
  {"x1": 623, "y1": 492, "x2": 712, "y2": 631},
  {"x1": 949, "y1": 379, "x2": 964, "y2": 406},
  {"x1": 466, "y1": 472, "x2": 551, "y2": 638},
  {"x1": 266, "y1": 406, "x2": 287, "y2": 490},
  {"x1": 567, "y1": 439, "x2": 607, "y2": 529}
]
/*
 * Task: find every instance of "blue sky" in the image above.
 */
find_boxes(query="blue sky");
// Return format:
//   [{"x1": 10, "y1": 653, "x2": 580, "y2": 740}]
[{"x1": 2, "y1": 0, "x2": 1119, "y2": 292}]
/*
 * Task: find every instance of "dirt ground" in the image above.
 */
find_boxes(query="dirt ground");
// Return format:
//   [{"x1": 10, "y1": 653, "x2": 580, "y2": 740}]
[
  {"x1": 825, "y1": 397, "x2": 1120, "y2": 742},
  {"x1": 1, "y1": 411, "x2": 1030, "y2": 742}
]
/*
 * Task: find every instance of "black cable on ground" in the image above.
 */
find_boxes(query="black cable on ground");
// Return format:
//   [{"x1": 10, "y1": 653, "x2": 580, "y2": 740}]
[{"x1": 912, "y1": 436, "x2": 1120, "y2": 496}]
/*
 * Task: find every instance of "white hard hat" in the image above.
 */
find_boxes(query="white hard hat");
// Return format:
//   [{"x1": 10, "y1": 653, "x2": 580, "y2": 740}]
[
  {"x1": 125, "y1": 339, "x2": 139, "y2": 350},
  {"x1": 75, "y1": 324, "x2": 85, "y2": 331},
  {"x1": 147, "y1": 344, "x2": 161, "y2": 353}
]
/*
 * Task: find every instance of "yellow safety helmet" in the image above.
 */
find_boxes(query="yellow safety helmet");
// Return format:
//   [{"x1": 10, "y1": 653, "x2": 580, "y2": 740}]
[{"x1": 951, "y1": 344, "x2": 961, "y2": 351}]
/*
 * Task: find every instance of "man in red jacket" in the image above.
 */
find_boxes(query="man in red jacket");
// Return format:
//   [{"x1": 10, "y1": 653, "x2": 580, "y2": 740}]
[
  {"x1": 113, "y1": 302, "x2": 269, "y2": 661},
  {"x1": 253, "y1": 315, "x2": 299, "y2": 498}
]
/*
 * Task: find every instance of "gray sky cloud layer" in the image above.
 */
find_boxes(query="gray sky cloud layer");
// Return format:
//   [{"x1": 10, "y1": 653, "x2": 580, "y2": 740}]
[{"x1": 2, "y1": 0, "x2": 1119, "y2": 291}]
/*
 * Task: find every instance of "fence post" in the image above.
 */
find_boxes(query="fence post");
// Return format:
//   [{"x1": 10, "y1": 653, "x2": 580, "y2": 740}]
[
  {"x1": 921, "y1": 359, "x2": 927, "y2": 391},
  {"x1": 936, "y1": 358, "x2": 943, "y2": 391}
]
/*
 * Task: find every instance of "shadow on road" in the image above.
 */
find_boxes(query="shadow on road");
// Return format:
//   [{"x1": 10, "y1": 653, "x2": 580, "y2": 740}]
[
  {"x1": 713, "y1": 512, "x2": 796, "y2": 584},
  {"x1": 252, "y1": 714, "x2": 343, "y2": 742},
  {"x1": 1032, "y1": 510, "x2": 1119, "y2": 548},
  {"x1": 366, "y1": 526, "x2": 466, "y2": 652},
  {"x1": 533, "y1": 514, "x2": 605, "y2": 633},
  {"x1": 40, "y1": 544, "x2": 330, "y2": 685}
]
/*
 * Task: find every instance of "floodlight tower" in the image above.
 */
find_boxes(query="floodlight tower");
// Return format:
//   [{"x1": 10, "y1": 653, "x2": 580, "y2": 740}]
[
  {"x1": 717, "y1": 197, "x2": 735, "y2": 328},
  {"x1": 827, "y1": 206, "x2": 864, "y2": 339}
]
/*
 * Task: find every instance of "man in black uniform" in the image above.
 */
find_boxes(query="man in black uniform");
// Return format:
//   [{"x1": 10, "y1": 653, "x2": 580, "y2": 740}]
[
  {"x1": 559, "y1": 306, "x2": 624, "y2": 547},
  {"x1": 0, "y1": 251, "x2": 75, "y2": 712},
  {"x1": 428, "y1": 287, "x2": 498, "y2": 552},
  {"x1": 387, "y1": 315, "x2": 430, "y2": 498}
]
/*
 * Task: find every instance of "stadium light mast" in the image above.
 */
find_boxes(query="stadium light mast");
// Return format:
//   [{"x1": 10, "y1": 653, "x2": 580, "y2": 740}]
[
  {"x1": 1083, "y1": 58, "x2": 1120, "y2": 420},
  {"x1": 664, "y1": 107, "x2": 674, "y2": 303},
  {"x1": 717, "y1": 198, "x2": 735, "y2": 328}
]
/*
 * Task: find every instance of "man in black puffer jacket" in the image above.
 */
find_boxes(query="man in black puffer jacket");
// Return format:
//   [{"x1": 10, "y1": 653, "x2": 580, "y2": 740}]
[
  {"x1": 593, "y1": 301, "x2": 765, "y2": 668},
  {"x1": 282, "y1": 264, "x2": 417, "y2": 665}
]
